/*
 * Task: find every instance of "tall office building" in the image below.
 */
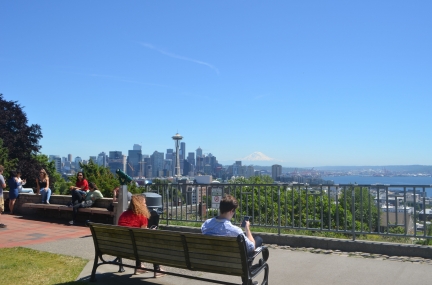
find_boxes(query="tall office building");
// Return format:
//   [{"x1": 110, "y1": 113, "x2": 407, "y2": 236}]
[
  {"x1": 143, "y1": 157, "x2": 151, "y2": 178},
  {"x1": 164, "y1": 159, "x2": 173, "y2": 177},
  {"x1": 180, "y1": 142, "x2": 186, "y2": 174},
  {"x1": 74, "y1": 156, "x2": 82, "y2": 171},
  {"x1": 187, "y1": 152, "x2": 195, "y2": 166},
  {"x1": 127, "y1": 148, "x2": 142, "y2": 177},
  {"x1": 146, "y1": 164, "x2": 153, "y2": 178},
  {"x1": 68, "y1": 154, "x2": 72, "y2": 162},
  {"x1": 97, "y1": 152, "x2": 108, "y2": 167},
  {"x1": 272, "y1": 164, "x2": 282, "y2": 181},
  {"x1": 183, "y1": 160, "x2": 192, "y2": 176},
  {"x1": 166, "y1": 149, "x2": 173, "y2": 160},
  {"x1": 180, "y1": 142, "x2": 186, "y2": 161},
  {"x1": 196, "y1": 147, "x2": 202, "y2": 159},
  {"x1": 133, "y1": 144, "x2": 142, "y2": 151},
  {"x1": 108, "y1": 151, "x2": 124, "y2": 174},
  {"x1": 49, "y1": 155, "x2": 62, "y2": 173},
  {"x1": 150, "y1": 151, "x2": 164, "y2": 177}
]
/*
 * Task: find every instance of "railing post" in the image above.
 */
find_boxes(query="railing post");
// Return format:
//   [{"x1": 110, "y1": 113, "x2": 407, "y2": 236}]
[
  {"x1": 278, "y1": 185, "x2": 281, "y2": 236},
  {"x1": 351, "y1": 186, "x2": 356, "y2": 241}
]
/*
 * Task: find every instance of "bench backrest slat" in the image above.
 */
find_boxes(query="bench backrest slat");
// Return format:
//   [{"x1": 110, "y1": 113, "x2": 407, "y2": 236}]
[
  {"x1": 182, "y1": 233, "x2": 245, "y2": 276},
  {"x1": 130, "y1": 229, "x2": 188, "y2": 269},
  {"x1": 91, "y1": 225, "x2": 135, "y2": 259}
]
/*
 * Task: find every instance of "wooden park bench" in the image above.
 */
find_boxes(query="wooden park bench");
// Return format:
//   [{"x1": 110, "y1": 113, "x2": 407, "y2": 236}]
[{"x1": 88, "y1": 222, "x2": 270, "y2": 285}]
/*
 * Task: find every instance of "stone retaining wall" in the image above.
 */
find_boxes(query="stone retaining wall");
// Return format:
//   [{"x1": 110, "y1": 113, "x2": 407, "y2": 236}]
[
  {"x1": 161, "y1": 225, "x2": 432, "y2": 259},
  {"x1": 2, "y1": 191, "x2": 114, "y2": 223}
]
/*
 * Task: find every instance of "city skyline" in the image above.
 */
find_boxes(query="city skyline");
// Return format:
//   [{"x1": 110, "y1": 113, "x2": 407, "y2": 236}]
[{"x1": 2, "y1": 1, "x2": 431, "y2": 167}]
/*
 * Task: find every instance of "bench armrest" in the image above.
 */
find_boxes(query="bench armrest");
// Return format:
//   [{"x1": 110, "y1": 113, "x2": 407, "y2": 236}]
[{"x1": 248, "y1": 246, "x2": 269, "y2": 264}]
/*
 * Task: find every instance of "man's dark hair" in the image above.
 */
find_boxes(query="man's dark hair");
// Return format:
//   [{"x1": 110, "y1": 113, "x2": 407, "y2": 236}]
[{"x1": 219, "y1": 194, "x2": 239, "y2": 214}]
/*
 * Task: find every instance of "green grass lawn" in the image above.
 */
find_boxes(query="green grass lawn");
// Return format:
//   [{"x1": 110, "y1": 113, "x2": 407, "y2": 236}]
[{"x1": 0, "y1": 247, "x2": 88, "y2": 285}]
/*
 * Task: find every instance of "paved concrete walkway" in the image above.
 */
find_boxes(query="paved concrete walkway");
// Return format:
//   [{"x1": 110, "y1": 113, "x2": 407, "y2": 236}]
[{"x1": 1, "y1": 214, "x2": 432, "y2": 284}]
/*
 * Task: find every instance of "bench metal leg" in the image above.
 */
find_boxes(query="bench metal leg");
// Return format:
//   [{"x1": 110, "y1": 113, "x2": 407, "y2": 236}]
[
  {"x1": 260, "y1": 264, "x2": 269, "y2": 285},
  {"x1": 116, "y1": 257, "x2": 125, "y2": 273},
  {"x1": 90, "y1": 255, "x2": 99, "y2": 282},
  {"x1": 243, "y1": 263, "x2": 270, "y2": 285}
]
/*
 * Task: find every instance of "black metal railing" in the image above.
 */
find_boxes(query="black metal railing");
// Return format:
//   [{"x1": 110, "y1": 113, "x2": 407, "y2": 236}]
[{"x1": 142, "y1": 183, "x2": 432, "y2": 241}]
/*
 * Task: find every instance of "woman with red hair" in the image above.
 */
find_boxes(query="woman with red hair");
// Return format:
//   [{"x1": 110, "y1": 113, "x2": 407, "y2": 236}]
[{"x1": 118, "y1": 195, "x2": 165, "y2": 278}]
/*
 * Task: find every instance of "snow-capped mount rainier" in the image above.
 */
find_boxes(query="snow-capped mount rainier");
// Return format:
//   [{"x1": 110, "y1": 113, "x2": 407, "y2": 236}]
[{"x1": 241, "y1": 152, "x2": 274, "y2": 161}]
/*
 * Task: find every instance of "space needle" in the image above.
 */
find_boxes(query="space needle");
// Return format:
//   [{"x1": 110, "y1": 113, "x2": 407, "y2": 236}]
[{"x1": 172, "y1": 133, "x2": 183, "y2": 177}]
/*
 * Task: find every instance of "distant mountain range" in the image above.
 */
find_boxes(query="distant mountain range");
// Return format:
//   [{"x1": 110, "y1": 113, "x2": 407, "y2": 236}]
[
  {"x1": 314, "y1": 165, "x2": 432, "y2": 172},
  {"x1": 220, "y1": 163, "x2": 432, "y2": 173},
  {"x1": 221, "y1": 152, "x2": 432, "y2": 173},
  {"x1": 241, "y1": 152, "x2": 274, "y2": 161}
]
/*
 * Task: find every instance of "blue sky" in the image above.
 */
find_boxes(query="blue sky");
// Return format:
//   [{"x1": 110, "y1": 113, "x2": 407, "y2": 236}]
[{"x1": 1, "y1": 1, "x2": 431, "y2": 167}]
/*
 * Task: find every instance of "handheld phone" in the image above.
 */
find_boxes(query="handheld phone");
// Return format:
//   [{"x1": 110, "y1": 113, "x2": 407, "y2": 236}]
[
  {"x1": 150, "y1": 225, "x2": 158, "y2": 229},
  {"x1": 241, "y1": 216, "x2": 250, "y2": 227}
]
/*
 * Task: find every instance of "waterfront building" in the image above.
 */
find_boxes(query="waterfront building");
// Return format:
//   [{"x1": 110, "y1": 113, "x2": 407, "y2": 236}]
[
  {"x1": 246, "y1": 165, "x2": 255, "y2": 178},
  {"x1": 272, "y1": 164, "x2": 282, "y2": 181}
]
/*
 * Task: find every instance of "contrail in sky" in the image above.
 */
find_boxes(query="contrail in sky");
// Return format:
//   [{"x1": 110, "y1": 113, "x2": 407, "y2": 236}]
[{"x1": 140, "y1": 43, "x2": 219, "y2": 75}]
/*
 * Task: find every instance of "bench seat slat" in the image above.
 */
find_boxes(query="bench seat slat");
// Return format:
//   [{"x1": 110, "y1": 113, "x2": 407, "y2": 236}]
[
  {"x1": 190, "y1": 259, "x2": 243, "y2": 271},
  {"x1": 139, "y1": 257, "x2": 188, "y2": 268},
  {"x1": 189, "y1": 263, "x2": 244, "y2": 275},
  {"x1": 186, "y1": 243, "x2": 241, "y2": 257},
  {"x1": 187, "y1": 246, "x2": 241, "y2": 256},
  {"x1": 189, "y1": 252, "x2": 241, "y2": 266}
]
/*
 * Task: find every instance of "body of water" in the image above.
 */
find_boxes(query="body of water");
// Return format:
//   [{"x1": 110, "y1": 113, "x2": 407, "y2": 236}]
[
  {"x1": 321, "y1": 175, "x2": 432, "y2": 185},
  {"x1": 321, "y1": 175, "x2": 432, "y2": 196}
]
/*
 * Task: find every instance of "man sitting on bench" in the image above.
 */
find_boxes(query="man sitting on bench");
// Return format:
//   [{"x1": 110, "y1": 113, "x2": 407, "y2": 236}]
[
  {"x1": 201, "y1": 194, "x2": 263, "y2": 254},
  {"x1": 69, "y1": 182, "x2": 103, "y2": 225}
]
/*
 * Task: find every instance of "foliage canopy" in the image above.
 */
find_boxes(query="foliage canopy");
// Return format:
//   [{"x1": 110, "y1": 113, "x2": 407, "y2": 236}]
[{"x1": 0, "y1": 94, "x2": 57, "y2": 187}]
